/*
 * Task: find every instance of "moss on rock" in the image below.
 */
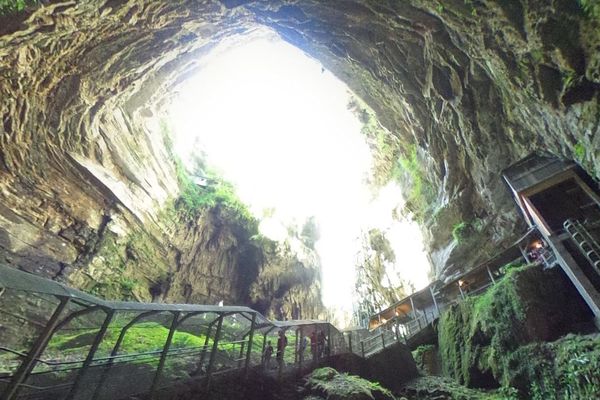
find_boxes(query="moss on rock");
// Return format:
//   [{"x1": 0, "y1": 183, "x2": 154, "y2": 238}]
[
  {"x1": 438, "y1": 264, "x2": 596, "y2": 398},
  {"x1": 305, "y1": 367, "x2": 396, "y2": 400}
]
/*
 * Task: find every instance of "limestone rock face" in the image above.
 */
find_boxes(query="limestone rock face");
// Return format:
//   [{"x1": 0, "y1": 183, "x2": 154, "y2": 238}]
[{"x1": 0, "y1": 1, "x2": 598, "y2": 303}]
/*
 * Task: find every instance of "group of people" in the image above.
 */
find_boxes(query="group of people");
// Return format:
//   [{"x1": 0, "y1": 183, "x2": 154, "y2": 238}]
[{"x1": 262, "y1": 329, "x2": 329, "y2": 370}]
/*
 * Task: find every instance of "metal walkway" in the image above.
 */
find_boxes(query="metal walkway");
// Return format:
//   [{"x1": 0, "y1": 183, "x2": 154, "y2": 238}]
[{"x1": 0, "y1": 265, "x2": 394, "y2": 400}]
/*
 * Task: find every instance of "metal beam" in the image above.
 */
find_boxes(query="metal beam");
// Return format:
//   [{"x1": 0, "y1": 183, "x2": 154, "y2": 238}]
[
  {"x1": 150, "y1": 312, "x2": 180, "y2": 397},
  {"x1": 244, "y1": 313, "x2": 256, "y2": 376},
  {"x1": 206, "y1": 315, "x2": 224, "y2": 389},
  {"x1": 66, "y1": 309, "x2": 115, "y2": 400},
  {"x1": 3, "y1": 296, "x2": 70, "y2": 400},
  {"x1": 429, "y1": 286, "x2": 440, "y2": 316},
  {"x1": 91, "y1": 310, "x2": 161, "y2": 400}
]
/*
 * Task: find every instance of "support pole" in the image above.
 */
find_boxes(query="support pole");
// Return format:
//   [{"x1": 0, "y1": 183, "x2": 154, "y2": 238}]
[
  {"x1": 458, "y1": 282, "x2": 466, "y2": 300},
  {"x1": 380, "y1": 332, "x2": 385, "y2": 349},
  {"x1": 91, "y1": 311, "x2": 159, "y2": 400},
  {"x1": 348, "y1": 332, "x2": 353, "y2": 354},
  {"x1": 206, "y1": 315, "x2": 224, "y2": 390},
  {"x1": 3, "y1": 296, "x2": 70, "y2": 400},
  {"x1": 361, "y1": 341, "x2": 365, "y2": 358},
  {"x1": 244, "y1": 313, "x2": 256, "y2": 377},
  {"x1": 66, "y1": 309, "x2": 114, "y2": 400},
  {"x1": 150, "y1": 312, "x2": 180, "y2": 397},
  {"x1": 294, "y1": 329, "x2": 299, "y2": 365},
  {"x1": 429, "y1": 286, "x2": 440, "y2": 316},
  {"x1": 327, "y1": 324, "x2": 332, "y2": 357},
  {"x1": 486, "y1": 266, "x2": 496, "y2": 284},
  {"x1": 197, "y1": 319, "x2": 216, "y2": 375}
]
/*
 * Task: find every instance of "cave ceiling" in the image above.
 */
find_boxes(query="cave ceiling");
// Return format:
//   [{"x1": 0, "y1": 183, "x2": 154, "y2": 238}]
[{"x1": 0, "y1": 0, "x2": 598, "y2": 285}]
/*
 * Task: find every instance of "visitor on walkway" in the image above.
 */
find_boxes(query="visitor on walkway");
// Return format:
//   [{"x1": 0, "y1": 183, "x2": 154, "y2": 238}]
[
  {"x1": 317, "y1": 330, "x2": 326, "y2": 358},
  {"x1": 299, "y1": 334, "x2": 308, "y2": 363},
  {"x1": 309, "y1": 330, "x2": 318, "y2": 362},
  {"x1": 276, "y1": 330, "x2": 288, "y2": 367},
  {"x1": 263, "y1": 340, "x2": 273, "y2": 369}
]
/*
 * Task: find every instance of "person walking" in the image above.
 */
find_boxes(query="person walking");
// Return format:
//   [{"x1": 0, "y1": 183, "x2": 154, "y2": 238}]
[
  {"x1": 276, "y1": 330, "x2": 288, "y2": 368},
  {"x1": 263, "y1": 340, "x2": 273, "y2": 369}
]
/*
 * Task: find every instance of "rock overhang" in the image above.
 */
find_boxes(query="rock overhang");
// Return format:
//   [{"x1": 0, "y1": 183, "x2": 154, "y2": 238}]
[{"x1": 1, "y1": 0, "x2": 599, "y2": 280}]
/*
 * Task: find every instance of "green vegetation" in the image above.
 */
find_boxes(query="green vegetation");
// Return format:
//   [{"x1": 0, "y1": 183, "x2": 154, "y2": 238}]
[
  {"x1": 412, "y1": 344, "x2": 436, "y2": 373},
  {"x1": 158, "y1": 118, "x2": 254, "y2": 226},
  {"x1": 451, "y1": 218, "x2": 485, "y2": 244},
  {"x1": 0, "y1": 0, "x2": 37, "y2": 15},
  {"x1": 579, "y1": 0, "x2": 600, "y2": 19},
  {"x1": 174, "y1": 158, "x2": 253, "y2": 223},
  {"x1": 46, "y1": 322, "x2": 204, "y2": 358},
  {"x1": 452, "y1": 222, "x2": 469, "y2": 243},
  {"x1": 347, "y1": 96, "x2": 402, "y2": 187},
  {"x1": 401, "y1": 376, "x2": 517, "y2": 400},
  {"x1": 82, "y1": 229, "x2": 167, "y2": 301},
  {"x1": 574, "y1": 141, "x2": 586, "y2": 161},
  {"x1": 514, "y1": 334, "x2": 600, "y2": 400},
  {"x1": 305, "y1": 367, "x2": 395, "y2": 400},
  {"x1": 395, "y1": 145, "x2": 436, "y2": 222},
  {"x1": 438, "y1": 264, "x2": 598, "y2": 398}
]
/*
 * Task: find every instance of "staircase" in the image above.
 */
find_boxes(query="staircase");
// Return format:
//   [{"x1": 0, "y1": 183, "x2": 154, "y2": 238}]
[{"x1": 564, "y1": 218, "x2": 600, "y2": 272}]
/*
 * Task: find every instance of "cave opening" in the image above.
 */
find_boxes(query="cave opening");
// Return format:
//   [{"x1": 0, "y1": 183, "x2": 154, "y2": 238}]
[{"x1": 164, "y1": 28, "x2": 431, "y2": 323}]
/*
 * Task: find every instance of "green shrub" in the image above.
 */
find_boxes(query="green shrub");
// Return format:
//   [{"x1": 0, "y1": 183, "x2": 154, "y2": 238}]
[
  {"x1": 395, "y1": 145, "x2": 436, "y2": 222},
  {"x1": 0, "y1": 0, "x2": 38, "y2": 15},
  {"x1": 452, "y1": 222, "x2": 469, "y2": 243},
  {"x1": 579, "y1": 0, "x2": 600, "y2": 19},
  {"x1": 305, "y1": 367, "x2": 395, "y2": 400},
  {"x1": 174, "y1": 158, "x2": 254, "y2": 226},
  {"x1": 574, "y1": 141, "x2": 586, "y2": 161}
]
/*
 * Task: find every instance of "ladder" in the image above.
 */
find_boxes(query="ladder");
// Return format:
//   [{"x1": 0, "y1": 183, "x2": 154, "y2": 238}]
[{"x1": 564, "y1": 219, "x2": 600, "y2": 273}]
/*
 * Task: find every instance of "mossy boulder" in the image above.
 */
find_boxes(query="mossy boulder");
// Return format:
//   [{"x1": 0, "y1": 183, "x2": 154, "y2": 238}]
[
  {"x1": 304, "y1": 367, "x2": 396, "y2": 400},
  {"x1": 438, "y1": 264, "x2": 596, "y2": 398}
]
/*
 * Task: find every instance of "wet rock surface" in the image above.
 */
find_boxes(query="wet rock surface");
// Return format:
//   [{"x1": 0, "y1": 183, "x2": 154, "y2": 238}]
[{"x1": 0, "y1": 0, "x2": 598, "y2": 299}]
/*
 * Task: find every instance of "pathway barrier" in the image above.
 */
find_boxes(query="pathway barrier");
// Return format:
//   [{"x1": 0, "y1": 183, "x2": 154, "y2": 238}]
[{"x1": 0, "y1": 266, "x2": 349, "y2": 400}]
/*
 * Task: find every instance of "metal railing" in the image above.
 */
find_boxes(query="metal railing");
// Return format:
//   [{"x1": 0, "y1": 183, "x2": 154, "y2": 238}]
[
  {"x1": 0, "y1": 265, "x2": 350, "y2": 400},
  {"x1": 564, "y1": 218, "x2": 600, "y2": 272}
]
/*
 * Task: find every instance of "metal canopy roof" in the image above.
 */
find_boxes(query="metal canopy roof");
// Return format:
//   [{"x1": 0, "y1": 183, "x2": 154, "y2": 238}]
[
  {"x1": 502, "y1": 153, "x2": 574, "y2": 194},
  {"x1": 0, "y1": 264, "x2": 257, "y2": 315}
]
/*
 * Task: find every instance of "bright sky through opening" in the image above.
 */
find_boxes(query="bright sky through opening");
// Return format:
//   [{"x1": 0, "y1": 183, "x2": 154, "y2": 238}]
[{"x1": 170, "y1": 31, "x2": 430, "y2": 321}]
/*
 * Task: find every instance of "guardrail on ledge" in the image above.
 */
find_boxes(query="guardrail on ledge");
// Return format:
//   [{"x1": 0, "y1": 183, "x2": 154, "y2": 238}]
[{"x1": 0, "y1": 265, "x2": 349, "y2": 400}]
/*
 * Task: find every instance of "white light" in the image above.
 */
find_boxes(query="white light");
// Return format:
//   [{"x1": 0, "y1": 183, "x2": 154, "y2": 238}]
[{"x1": 169, "y1": 30, "x2": 430, "y2": 322}]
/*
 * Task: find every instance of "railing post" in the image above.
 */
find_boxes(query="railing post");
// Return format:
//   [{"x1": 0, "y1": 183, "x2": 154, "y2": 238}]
[
  {"x1": 348, "y1": 332, "x2": 353, "y2": 354},
  {"x1": 486, "y1": 266, "x2": 496, "y2": 284},
  {"x1": 91, "y1": 310, "x2": 159, "y2": 400},
  {"x1": 361, "y1": 341, "x2": 365, "y2": 358},
  {"x1": 3, "y1": 296, "x2": 70, "y2": 400},
  {"x1": 238, "y1": 342, "x2": 246, "y2": 369},
  {"x1": 381, "y1": 332, "x2": 385, "y2": 349},
  {"x1": 150, "y1": 311, "x2": 180, "y2": 397},
  {"x1": 206, "y1": 314, "x2": 224, "y2": 390},
  {"x1": 294, "y1": 328, "x2": 299, "y2": 365},
  {"x1": 430, "y1": 286, "x2": 440, "y2": 317},
  {"x1": 66, "y1": 308, "x2": 114, "y2": 400},
  {"x1": 197, "y1": 318, "x2": 216, "y2": 374},
  {"x1": 327, "y1": 324, "x2": 332, "y2": 357},
  {"x1": 244, "y1": 313, "x2": 256, "y2": 377}
]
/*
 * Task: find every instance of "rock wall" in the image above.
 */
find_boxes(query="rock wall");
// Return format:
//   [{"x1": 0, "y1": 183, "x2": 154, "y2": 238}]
[
  {"x1": 437, "y1": 264, "x2": 596, "y2": 397},
  {"x1": 0, "y1": 0, "x2": 599, "y2": 303}
]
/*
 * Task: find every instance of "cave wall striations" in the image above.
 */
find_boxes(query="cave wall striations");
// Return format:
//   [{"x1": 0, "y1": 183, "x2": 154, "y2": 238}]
[
  {"x1": 0, "y1": 1, "x2": 323, "y2": 318},
  {"x1": 0, "y1": 0, "x2": 598, "y2": 307}
]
